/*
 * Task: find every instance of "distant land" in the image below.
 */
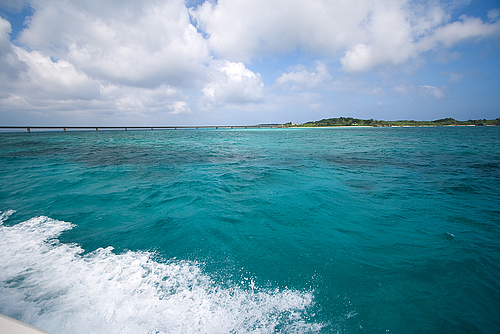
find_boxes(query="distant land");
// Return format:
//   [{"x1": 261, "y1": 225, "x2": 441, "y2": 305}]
[
  {"x1": 1, "y1": 117, "x2": 499, "y2": 133},
  {"x1": 283, "y1": 117, "x2": 500, "y2": 127}
]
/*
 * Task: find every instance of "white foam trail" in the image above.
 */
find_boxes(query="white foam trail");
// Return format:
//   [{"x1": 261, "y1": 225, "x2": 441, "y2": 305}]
[
  {"x1": 0, "y1": 209, "x2": 15, "y2": 223},
  {"x1": 0, "y1": 212, "x2": 322, "y2": 334}
]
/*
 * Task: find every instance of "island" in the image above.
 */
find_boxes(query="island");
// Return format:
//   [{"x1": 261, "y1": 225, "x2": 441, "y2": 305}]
[{"x1": 282, "y1": 117, "x2": 500, "y2": 127}]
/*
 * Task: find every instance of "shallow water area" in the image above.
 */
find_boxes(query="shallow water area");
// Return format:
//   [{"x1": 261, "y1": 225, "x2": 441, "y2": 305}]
[{"x1": 1, "y1": 127, "x2": 500, "y2": 333}]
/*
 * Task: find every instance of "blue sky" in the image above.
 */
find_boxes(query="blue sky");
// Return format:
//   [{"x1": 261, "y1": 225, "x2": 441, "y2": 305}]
[{"x1": 0, "y1": 0, "x2": 499, "y2": 126}]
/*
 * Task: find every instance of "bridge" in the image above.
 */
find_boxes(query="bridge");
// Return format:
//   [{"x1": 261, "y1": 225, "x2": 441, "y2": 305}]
[{"x1": 0, "y1": 125, "x2": 282, "y2": 133}]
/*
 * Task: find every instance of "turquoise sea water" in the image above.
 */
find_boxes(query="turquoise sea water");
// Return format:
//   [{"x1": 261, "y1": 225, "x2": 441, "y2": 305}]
[{"x1": 0, "y1": 127, "x2": 499, "y2": 333}]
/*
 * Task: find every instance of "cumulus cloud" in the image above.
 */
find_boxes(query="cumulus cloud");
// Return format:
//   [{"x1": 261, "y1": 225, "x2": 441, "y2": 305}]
[
  {"x1": 14, "y1": 47, "x2": 100, "y2": 101},
  {"x1": 190, "y1": 0, "x2": 367, "y2": 61},
  {"x1": 0, "y1": 18, "x2": 26, "y2": 84},
  {"x1": 0, "y1": 1, "x2": 206, "y2": 124},
  {"x1": 341, "y1": 6, "x2": 500, "y2": 72},
  {"x1": 169, "y1": 101, "x2": 191, "y2": 115},
  {"x1": 276, "y1": 62, "x2": 331, "y2": 90},
  {"x1": 101, "y1": 84, "x2": 180, "y2": 114},
  {"x1": 191, "y1": 0, "x2": 500, "y2": 72},
  {"x1": 0, "y1": 36, "x2": 190, "y2": 123},
  {"x1": 18, "y1": 0, "x2": 209, "y2": 88},
  {"x1": 418, "y1": 15, "x2": 500, "y2": 50},
  {"x1": 203, "y1": 60, "x2": 264, "y2": 105}
]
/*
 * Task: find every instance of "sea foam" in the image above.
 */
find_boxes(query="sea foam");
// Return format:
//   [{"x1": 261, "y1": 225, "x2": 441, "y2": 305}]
[{"x1": 0, "y1": 211, "x2": 322, "y2": 334}]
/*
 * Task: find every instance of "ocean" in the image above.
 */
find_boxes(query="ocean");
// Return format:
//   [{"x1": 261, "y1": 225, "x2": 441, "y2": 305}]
[{"x1": 0, "y1": 126, "x2": 499, "y2": 333}]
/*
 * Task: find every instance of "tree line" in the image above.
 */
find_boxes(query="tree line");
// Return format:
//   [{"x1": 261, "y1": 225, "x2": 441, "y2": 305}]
[{"x1": 283, "y1": 117, "x2": 500, "y2": 127}]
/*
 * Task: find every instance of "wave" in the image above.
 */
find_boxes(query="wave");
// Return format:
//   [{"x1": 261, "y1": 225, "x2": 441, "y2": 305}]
[{"x1": 0, "y1": 210, "x2": 322, "y2": 334}]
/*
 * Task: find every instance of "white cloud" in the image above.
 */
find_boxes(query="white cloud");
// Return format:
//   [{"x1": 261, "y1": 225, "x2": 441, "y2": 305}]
[
  {"x1": 408, "y1": 2, "x2": 450, "y2": 38},
  {"x1": 14, "y1": 46, "x2": 100, "y2": 100},
  {"x1": 418, "y1": 15, "x2": 500, "y2": 50},
  {"x1": 190, "y1": 0, "x2": 370, "y2": 61},
  {"x1": 0, "y1": 18, "x2": 27, "y2": 86},
  {"x1": 91, "y1": 84, "x2": 190, "y2": 120},
  {"x1": 276, "y1": 64, "x2": 385, "y2": 96},
  {"x1": 419, "y1": 85, "x2": 444, "y2": 98},
  {"x1": 0, "y1": 1, "x2": 204, "y2": 124},
  {"x1": 0, "y1": 37, "x2": 190, "y2": 122},
  {"x1": 394, "y1": 83, "x2": 444, "y2": 99},
  {"x1": 191, "y1": 0, "x2": 500, "y2": 73},
  {"x1": 393, "y1": 83, "x2": 447, "y2": 99},
  {"x1": 488, "y1": 9, "x2": 500, "y2": 21},
  {"x1": 276, "y1": 62, "x2": 331, "y2": 90},
  {"x1": 18, "y1": 0, "x2": 209, "y2": 88},
  {"x1": 169, "y1": 101, "x2": 191, "y2": 115},
  {"x1": 203, "y1": 60, "x2": 264, "y2": 105},
  {"x1": 340, "y1": 1, "x2": 420, "y2": 72}
]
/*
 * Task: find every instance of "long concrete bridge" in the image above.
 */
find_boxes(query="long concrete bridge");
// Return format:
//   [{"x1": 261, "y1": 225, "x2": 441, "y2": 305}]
[{"x1": 0, "y1": 125, "x2": 282, "y2": 133}]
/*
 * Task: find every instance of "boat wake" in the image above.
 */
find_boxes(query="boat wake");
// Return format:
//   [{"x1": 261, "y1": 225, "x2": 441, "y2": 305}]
[{"x1": 0, "y1": 210, "x2": 322, "y2": 334}]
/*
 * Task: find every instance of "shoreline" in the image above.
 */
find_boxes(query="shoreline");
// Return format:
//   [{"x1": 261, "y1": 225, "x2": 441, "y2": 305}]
[{"x1": 286, "y1": 124, "x2": 496, "y2": 128}]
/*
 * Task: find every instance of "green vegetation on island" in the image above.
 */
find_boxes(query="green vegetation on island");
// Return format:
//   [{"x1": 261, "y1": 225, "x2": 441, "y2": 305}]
[{"x1": 283, "y1": 117, "x2": 500, "y2": 127}]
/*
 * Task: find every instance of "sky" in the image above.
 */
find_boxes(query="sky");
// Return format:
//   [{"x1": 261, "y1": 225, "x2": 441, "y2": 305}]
[{"x1": 0, "y1": 0, "x2": 499, "y2": 126}]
